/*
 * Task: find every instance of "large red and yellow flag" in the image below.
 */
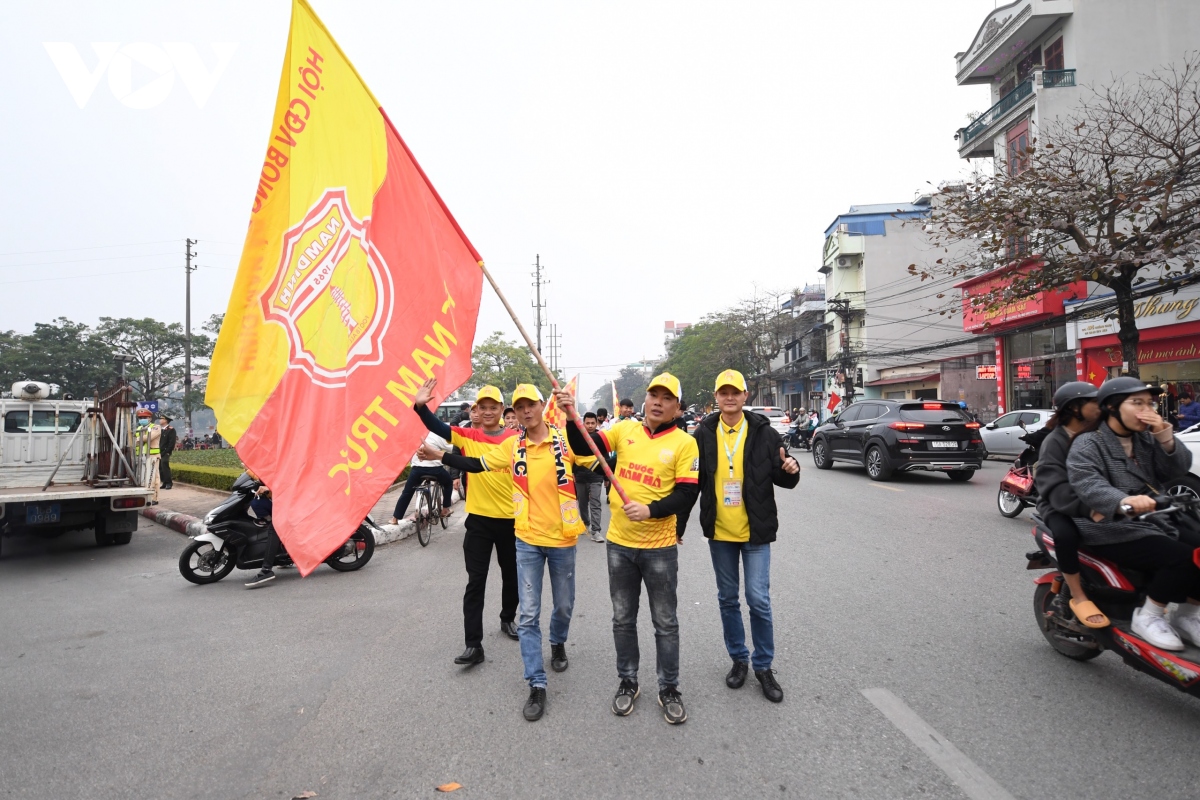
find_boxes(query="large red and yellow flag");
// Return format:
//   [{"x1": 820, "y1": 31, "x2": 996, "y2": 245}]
[{"x1": 206, "y1": 0, "x2": 483, "y2": 574}]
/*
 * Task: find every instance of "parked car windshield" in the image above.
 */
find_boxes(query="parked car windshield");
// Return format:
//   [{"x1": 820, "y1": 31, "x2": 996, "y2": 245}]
[{"x1": 898, "y1": 403, "x2": 969, "y2": 423}]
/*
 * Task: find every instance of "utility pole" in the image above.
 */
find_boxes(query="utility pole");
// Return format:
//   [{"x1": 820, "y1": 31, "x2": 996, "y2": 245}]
[
  {"x1": 827, "y1": 297, "x2": 857, "y2": 406},
  {"x1": 549, "y1": 324, "x2": 563, "y2": 377},
  {"x1": 531, "y1": 254, "x2": 547, "y2": 355},
  {"x1": 185, "y1": 238, "x2": 197, "y2": 431}
]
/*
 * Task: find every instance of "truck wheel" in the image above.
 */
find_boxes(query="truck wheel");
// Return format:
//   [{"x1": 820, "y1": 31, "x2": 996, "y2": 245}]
[
  {"x1": 94, "y1": 517, "x2": 115, "y2": 546},
  {"x1": 112, "y1": 530, "x2": 133, "y2": 545}
]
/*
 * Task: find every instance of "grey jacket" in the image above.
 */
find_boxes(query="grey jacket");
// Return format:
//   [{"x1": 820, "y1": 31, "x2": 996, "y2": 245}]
[
  {"x1": 1066, "y1": 424, "x2": 1193, "y2": 545},
  {"x1": 1034, "y1": 425, "x2": 1088, "y2": 519}
]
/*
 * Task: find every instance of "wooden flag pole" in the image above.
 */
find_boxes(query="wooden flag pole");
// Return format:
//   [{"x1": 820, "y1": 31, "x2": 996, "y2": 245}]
[{"x1": 476, "y1": 261, "x2": 631, "y2": 504}]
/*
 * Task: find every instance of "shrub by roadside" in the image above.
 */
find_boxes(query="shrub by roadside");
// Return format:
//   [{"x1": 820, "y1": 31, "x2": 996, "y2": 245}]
[
  {"x1": 172, "y1": 449, "x2": 245, "y2": 470},
  {"x1": 172, "y1": 464, "x2": 244, "y2": 492}
]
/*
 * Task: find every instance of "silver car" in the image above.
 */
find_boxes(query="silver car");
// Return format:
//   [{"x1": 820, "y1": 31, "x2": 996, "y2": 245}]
[
  {"x1": 745, "y1": 406, "x2": 790, "y2": 437},
  {"x1": 979, "y1": 409, "x2": 1054, "y2": 456},
  {"x1": 1170, "y1": 422, "x2": 1200, "y2": 499}
]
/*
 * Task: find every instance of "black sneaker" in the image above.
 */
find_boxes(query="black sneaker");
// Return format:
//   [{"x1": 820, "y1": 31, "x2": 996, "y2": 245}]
[
  {"x1": 523, "y1": 687, "x2": 546, "y2": 721},
  {"x1": 244, "y1": 569, "x2": 275, "y2": 589},
  {"x1": 755, "y1": 669, "x2": 784, "y2": 703},
  {"x1": 550, "y1": 643, "x2": 569, "y2": 673},
  {"x1": 658, "y1": 686, "x2": 687, "y2": 724},
  {"x1": 726, "y1": 660, "x2": 748, "y2": 689},
  {"x1": 611, "y1": 679, "x2": 639, "y2": 716}
]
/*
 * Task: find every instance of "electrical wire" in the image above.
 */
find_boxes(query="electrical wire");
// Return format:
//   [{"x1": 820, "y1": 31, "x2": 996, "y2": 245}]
[
  {"x1": 0, "y1": 250, "x2": 180, "y2": 269},
  {"x1": 0, "y1": 239, "x2": 183, "y2": 257},
  {"x1": 0, "y1": 266, "x2": 179, "y2": 286}
]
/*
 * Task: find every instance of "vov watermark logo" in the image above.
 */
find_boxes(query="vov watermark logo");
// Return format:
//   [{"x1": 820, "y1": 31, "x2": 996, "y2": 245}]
[{"x1": 43, "y1": 42, "x2": 237, "y2": 109}]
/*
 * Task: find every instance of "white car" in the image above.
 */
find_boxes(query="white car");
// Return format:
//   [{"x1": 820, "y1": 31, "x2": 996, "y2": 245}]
[
  {"x1": 979, "y1": 409, "x2": 1054, "y2": 457},
  {"x1": 1170, "y1": 422, "x2": 1200, "y2": 499},
  {"x1": 745, "y1": 406, "x2": 790, "y2": 437}
]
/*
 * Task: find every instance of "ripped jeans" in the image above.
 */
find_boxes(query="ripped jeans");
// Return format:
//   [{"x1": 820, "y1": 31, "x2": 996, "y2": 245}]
[
  {"x1": 607, "y1": 541, "x2": 679, "y2": 690},
  {"x1": 515, "y1": 539, "x2": 577, "y2": 688}
]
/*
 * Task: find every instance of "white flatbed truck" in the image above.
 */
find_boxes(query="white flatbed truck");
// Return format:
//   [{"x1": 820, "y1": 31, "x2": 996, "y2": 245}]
[{"x1": 0, "y1": 381, "x2": 151, "y2": 556}]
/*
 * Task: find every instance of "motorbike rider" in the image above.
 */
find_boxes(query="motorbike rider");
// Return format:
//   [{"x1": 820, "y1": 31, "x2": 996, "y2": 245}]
[
  {"x1": 1066, "y1": 376, "x2": 1200, "y2": 650},
  {"x1": 244, "y1": 475, "x2": 280, "y2": 589},
  {"x1": 1033, "y1": 382, "x2": 1107, "y2": 628}
]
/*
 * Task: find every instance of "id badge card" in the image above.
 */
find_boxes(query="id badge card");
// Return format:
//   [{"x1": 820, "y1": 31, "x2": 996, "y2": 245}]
[{"x1": 722, "y1": 480, "x2": 742, "y2": 508}]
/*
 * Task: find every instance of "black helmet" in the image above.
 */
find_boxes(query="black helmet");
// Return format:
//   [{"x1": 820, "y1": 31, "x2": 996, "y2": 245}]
[
  {"x1": 1095, "y1": 376, "x2": 1163, "y2": 408},
  {"x1": 1052, "y1": 381, "x2": 1099, "y2": 410}
]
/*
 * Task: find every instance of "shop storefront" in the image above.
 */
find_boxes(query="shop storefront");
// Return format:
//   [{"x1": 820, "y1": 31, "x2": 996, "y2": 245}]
[
  {"x1": 1072, "y1": 283, "x2": 1200, "y2": 427},
  {"x1": 956, "y1": 264, "x2": 1085, "y2": 415}
]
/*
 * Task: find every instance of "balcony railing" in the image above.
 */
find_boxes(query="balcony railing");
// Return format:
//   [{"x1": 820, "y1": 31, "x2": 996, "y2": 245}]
[
  {"x1": 960, "y1": 79, "x2": 1034, "y2": 145},
  {"x1": 1041, "y1": 68, "x2": 1076, "y2": 88}
]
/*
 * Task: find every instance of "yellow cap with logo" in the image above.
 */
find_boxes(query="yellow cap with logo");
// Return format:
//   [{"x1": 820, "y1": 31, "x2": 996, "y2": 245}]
[
  {"x1": 475, "y1": 385, "x2": 503, "y2": 404},
  {"x1": 714, "y1": 369, "x2": 747, "y2": 392},
  {"x1": 647, "y1": 372, "x2": 682, "y2": 399},
  {"x1": 511, "y1": 384, "x2": 544, "y2": 405}
]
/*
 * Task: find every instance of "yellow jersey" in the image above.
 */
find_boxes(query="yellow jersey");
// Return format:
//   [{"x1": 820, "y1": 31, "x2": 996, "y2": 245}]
[
  {"x1": 598, "y1": 419, "x2": 699, "y2": 549},
  {"x1": 480, "y1": 430, "x2": 596, "y2": 547},
  {"x1": 712, "y1": 414, "x2": 751, "y2": 543},
  {"x1": 450, "y1": 426, "x2": 518, "y2": 519}
]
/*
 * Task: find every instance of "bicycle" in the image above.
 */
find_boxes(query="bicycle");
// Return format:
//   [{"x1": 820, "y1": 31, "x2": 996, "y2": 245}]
[{"x1": 413, "y1": 475, "x2": 449, "y2": 547}]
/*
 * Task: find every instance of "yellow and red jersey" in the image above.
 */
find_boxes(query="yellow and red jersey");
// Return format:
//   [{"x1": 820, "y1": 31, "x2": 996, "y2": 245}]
[
  {"x1": 598, "y1": 419, "x2": 698, "y2": 549},
  {"x1": 450, "y1": 426, "x2": 518, "y2": 519}
]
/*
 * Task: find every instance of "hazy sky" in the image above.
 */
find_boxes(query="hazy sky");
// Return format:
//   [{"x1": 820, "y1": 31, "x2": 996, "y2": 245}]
[{"x1": 1, "y1": 0, "x2": 996, "y2": 402}]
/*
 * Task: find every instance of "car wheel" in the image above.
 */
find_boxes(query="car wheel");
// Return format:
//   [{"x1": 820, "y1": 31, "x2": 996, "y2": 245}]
[
  {"x1": 812, "y1": 439, "x2": 832, "y2": 470},
  {"x1": 1167, "y1": 475, "x2": 1200, "y2": 501},
  {"x1": 865, "y1": 445, "x2": 893, "y2": 481},
  {"x1": 946, "y1": 469, "x2": 974, "y2": 482}
]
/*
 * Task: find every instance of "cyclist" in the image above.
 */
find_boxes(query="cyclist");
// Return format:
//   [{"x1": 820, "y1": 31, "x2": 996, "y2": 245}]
[{"x1": 389, "y1": 430, "x2": 454, "y2": 525}]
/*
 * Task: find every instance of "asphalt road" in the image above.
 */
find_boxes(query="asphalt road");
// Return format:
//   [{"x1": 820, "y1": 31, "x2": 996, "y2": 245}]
[{"x1": 4, "y1": 457, "x2": 1200, "y2": 799}]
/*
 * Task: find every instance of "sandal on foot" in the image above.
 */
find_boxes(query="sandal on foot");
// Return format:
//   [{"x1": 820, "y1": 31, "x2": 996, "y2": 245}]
[{"x1": 1069, "y1": 598, "x2": 1110, "y2": 629}]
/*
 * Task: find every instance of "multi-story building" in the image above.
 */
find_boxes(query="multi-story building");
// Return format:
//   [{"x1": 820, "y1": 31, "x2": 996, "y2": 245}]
[
  {"x1": 952, "y1": 0, "x2": 1200, "y2": 414},
  {"x1": 766, "y1": 285, "x2": 825, "y2": 414},
  {"x1": 663, "y1": 321, "x2": 691, "y2": 350},
  {"x1": 818, "y1": 198, "x2": 994, "y2": 416}
]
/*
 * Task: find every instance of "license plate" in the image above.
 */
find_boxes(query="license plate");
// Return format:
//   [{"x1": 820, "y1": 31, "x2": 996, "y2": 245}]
[
  {"x1": 930, "y1": 441, "x2": 958, "y2": 449},
  {"x1": 26, "y1": 503, "x2": 61, "y2": 525}
]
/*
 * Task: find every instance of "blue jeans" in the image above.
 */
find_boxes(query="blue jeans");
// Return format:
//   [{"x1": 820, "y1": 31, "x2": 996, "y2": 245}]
[
  {"x1": 515, "y1": 539, "x2": 577, "y2": 688},
  {"x1": 607, "y1": 541, "x2": 679, "y2": 690},
  {"x1": 708, "y1": 540, "x2": 773, "y2": 671}
]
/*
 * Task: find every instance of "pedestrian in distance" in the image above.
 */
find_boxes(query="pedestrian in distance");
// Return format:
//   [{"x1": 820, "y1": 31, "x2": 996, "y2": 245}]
[
  {"x1": 134, "y1": 409, "x2": 162, "y2": 504},
  {"x1": 158, "y1": 415, "x2": 177, "y2": 490},
  {"x1": 617, "y1": 398, "x2": 636, "y2": 422},
  {"x1": 695, "y1": 369, "x2": 799, "y2": 703},
  {"x1": 596, "y1": 407, "x2": 611, "y2": 431},
  {"x1": 575, "y1": 411, "x2": 607, "y2": 543},
  {"x1": 390, "y1": 430, "x2": 455, "y2": 524},
  {"x1": 420, "y1": 384, "x2": 596, "y2": 722},
  {"x1": 503, "y1": 406, "x2": 519, "y2": 430},
  {"x1": 454, "y1": 401, "x2": 472, "y2": 426},
  {"x1": 558, "y1": 373, "x2": 700, "y2": 725},
  {"x1": 413, "y1": 380, "x2": 521, "y2": 666}
]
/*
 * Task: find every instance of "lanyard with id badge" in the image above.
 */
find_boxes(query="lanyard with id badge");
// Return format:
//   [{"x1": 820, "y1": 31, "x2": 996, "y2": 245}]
[{"x1": 722, "y1": 420, "x2": 746, "y2": 508}]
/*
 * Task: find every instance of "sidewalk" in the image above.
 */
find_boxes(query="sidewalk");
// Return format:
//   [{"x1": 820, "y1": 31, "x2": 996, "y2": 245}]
[{"x1": 142, "y1": 480, "x2": 463, "y2": 545}]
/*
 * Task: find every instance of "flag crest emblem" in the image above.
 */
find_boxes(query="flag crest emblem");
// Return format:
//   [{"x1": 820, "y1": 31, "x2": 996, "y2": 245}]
[{"x1": 260, "y1": 189, "x2": 393, "y2": 388}]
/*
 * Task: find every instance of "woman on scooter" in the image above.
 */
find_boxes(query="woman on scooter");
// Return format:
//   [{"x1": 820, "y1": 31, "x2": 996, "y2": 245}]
[
  {"x1": 1034, "y1": 382, "x2": 1107, "y2": 628},
  {"x1": 1066, "y1": 376, "x2": 1199, "y2": 650}
]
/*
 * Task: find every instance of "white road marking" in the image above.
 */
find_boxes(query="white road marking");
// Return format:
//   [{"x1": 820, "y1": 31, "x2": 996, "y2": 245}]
[
  {"x1": 868, "y1": 484, "x2": 904, "y2": 492},
  {"x1": 862, "y1": 688, "x2": 1016, "y2": 800}
]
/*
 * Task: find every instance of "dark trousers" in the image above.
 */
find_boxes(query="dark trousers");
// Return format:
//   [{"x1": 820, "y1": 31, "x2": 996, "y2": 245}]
[
  {"x1": 462, "y1": 514, "x2": 518, "y2": 647},
  {"x1": 607, "y1": 541, "x2": 680, "y2": 690},
  {"x1": 1046, "y1": 512, "x2": 1081, "y2": 574},
  {"x1": 262, "y1": 526, "x2": 281, "y2": 571},
  {"x1": 393, "y1": 465, "x2": 453, "y2": 518},
  {"x1": 1089, "y1": 535, "x2": 1200, "y2": 604},
  {"x1": 159, "y1": 452, "x2": 173, "y2": 488}
]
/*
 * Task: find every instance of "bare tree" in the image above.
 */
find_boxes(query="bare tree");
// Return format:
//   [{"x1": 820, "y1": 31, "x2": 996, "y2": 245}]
[{"x1": 918, "y1": 53, "x2": 1200, "y2": 376}]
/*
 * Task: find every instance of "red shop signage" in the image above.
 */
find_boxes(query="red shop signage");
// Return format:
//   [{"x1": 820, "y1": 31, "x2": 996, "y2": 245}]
[{"x1": 955, "y1": 261, "x2": 1086, "y2": 333}]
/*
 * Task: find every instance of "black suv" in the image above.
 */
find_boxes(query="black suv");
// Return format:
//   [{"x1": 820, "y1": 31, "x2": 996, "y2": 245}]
[{"x1": 811, "y1": 400, "x2": 985, "y2": 481}]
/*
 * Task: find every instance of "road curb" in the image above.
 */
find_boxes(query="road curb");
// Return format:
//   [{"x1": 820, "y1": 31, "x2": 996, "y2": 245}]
[{"x1": 142, "y1": 487, "x2": 464, "y2": 546}]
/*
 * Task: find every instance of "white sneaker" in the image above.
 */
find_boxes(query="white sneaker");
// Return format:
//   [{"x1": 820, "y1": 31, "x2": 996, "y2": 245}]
[
  {"x1": 1170, "y1": 609, "x2": 1200, "y2": 647},
  {"x1": 1132, "y1": 606, "x2": 1185, "y2": 651}
]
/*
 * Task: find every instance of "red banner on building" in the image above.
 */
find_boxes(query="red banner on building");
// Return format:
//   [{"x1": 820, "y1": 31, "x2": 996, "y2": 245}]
[{"x1": 956, "y1": 263, "x2": 1085, "y2": 333}]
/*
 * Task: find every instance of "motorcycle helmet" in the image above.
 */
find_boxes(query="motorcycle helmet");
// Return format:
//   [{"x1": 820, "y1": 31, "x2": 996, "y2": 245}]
[
  {"x1": 1052, "y1": 381, "x2": 1099, "y2": 410},
  {"x1": 1095, "y1": 376, "x2": 1163, "y2": 409}
]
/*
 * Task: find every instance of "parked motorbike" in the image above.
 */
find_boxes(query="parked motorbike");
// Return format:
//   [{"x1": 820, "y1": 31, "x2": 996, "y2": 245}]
[
  {"x1": 178, "y1": 471, "x2": 379, "y2": 584},
  {"x1": 1027, "y1": 494, "x2": 1200, "y2": 697}
]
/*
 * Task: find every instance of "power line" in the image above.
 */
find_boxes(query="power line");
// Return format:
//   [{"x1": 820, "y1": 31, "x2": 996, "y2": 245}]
[
  {"x1": 0, "y1": 239, "x2": 183, "y2": 257},
  {"x1": 0, "y1": 250, "x2": 180, "y2": 269},
  {"x1": 0, "y1": 265, "x2": 178, "y2": 285}
]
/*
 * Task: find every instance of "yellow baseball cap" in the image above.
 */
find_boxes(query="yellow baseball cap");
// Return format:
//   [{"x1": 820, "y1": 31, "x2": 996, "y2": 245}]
[
  {"x1": 714, "y1": 369, "x2": 747, "y2": 392},
  {"x1": 475, "y1": 385, "x2": 503, "y2": 404},
  {"x1": 647, "y1": 372, "x2": 682, "y2": 399},
  {"x1": 511, "y1": 384, "x2": 544, "y2": 404}
]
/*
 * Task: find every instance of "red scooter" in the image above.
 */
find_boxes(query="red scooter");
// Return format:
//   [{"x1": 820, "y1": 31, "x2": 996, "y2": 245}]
[{"x1": 1027, "y1": 495, "x2": 1200, "y2": 697}]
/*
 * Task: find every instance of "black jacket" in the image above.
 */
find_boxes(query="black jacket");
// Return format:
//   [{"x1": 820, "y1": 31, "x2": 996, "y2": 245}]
[
  {"x1": 695, "y1": 411, "x2": 799, "y2": 543},
  {"x1": 1033, "y1": 425, "x2": 1085, "y2": 519},
  {"x1": 160, "y1": 425, "x2": 177, "y2": 456}
]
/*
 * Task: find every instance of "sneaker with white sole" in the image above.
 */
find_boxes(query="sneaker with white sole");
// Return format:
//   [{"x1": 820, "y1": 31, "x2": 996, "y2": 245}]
[
  {"x1": 1132, "y1": 606, "x2": 1185, "y2": 651},
  {"x1": 1169, "y1": 609, "x2": 1200, "y2": 647}
]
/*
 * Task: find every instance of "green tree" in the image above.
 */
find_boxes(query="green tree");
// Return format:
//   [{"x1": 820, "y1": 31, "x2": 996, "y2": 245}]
[
  {"x1": 0, "y1": 318, "x2": 116, "y2": 397},
  {"x1": 661, "y1": 320, "x2": 753, "y2": 408},
  {"x1": 95, "y1": 317, "x2": 207, "y2": 402},
  {"x1": 468, "y1": 331, "x2": 553, "y2": 399}
]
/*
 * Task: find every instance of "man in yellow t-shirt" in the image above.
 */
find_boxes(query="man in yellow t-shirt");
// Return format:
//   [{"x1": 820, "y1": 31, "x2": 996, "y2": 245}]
[
  {"x1": 557, "y1": 372, "x2": 699, "y2": 725},
  {"x1": 413, "y1": 379, "x2": 519, "y2": 667},
  {"x1": 421, "y1": 384, "x2": 595, "y2": 722},
  {"x1": 695, "y1": 370, "x2": 799, "y2": 704}
]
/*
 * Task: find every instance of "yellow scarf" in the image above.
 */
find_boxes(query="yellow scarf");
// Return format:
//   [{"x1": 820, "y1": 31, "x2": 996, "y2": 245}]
[{"x1": 511, "y1": 425, "x2": 584, "y2": 537}]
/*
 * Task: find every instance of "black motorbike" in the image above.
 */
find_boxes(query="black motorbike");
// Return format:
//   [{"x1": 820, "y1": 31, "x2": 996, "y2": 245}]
[
  {"x1": 786, "y1": 421, "x2": 813, "y2": 452},
  {"x1": 178, "y1": 471, "x2": 379, "y2": 584}
]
